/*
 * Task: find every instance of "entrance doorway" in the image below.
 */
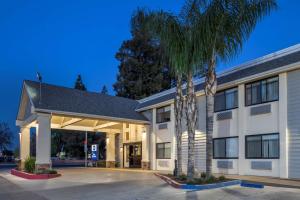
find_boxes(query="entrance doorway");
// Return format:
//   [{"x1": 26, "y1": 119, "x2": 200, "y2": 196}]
[{"x1": 124, "y1": 143, "x2": 142, "y2": 168}]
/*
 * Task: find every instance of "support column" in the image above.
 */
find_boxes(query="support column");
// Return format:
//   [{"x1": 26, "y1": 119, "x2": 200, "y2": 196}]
[
  {"x1": 238, "y1": 84, "x2": 246, "y2": 175},
  {"x1": 279, "y1": 73, "x2": 288, "y2": 178},
  {"x1": 170, "y1": 103, "x2": 176, "y2": 171},
  {"x1": 142, "y1": 125, "x2": 150, "y2": 170},
  {"x1": 36, "y1": 114, "x2": 51, "y2": 170},
  {"x1": 106, "y1": 132, "x2": 116, "y2": 168},
  {"x1": 20, "y1": 127, "x2": 30, "y2": 169},
  {"x1": 151, "y1": 108, "x2": 157, "y2": 170}
]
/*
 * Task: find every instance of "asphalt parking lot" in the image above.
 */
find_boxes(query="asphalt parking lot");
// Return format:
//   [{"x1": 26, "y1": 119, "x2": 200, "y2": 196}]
[{"x1": 1, "y1": 167, "x2": 300, "y2": 200}]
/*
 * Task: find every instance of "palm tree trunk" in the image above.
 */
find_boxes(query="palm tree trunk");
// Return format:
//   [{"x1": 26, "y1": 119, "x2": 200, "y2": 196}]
[
  {"x1": 174, "y1": 74, "x2": 184, "y2": 177},
  {"x1": 186, "y1": 71, "x2": 197, "y2": 181},
  {"x1": 205, "y1": 58, "x2": 217, "y2": 176}
]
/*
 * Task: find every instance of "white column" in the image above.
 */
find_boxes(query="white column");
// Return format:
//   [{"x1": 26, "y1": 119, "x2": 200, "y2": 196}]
[
  {"x1": 279, "y1": 72, "x2": 288, "y2": 178},
  {"x1": 20, "y1": 127, "x2": 30, "y2": 165},
  {"x1": 238, "y1": 84, "x2": 246, "y2": 175},
  {"x1": 106, "y1": 132, "x2": 116, "y2": 167},
  {"x1": 151, "y1": 108, "x2": 157, "y2": 170},
  {"x1": 170, "y1": 103, "x2": 176, "y2": 170},
  {"x1": 142, "y1": 125, "x2": 150, "y2": 169},
  {"x1": 36, "y1": 114, "x2": 51, "y2": 169}
]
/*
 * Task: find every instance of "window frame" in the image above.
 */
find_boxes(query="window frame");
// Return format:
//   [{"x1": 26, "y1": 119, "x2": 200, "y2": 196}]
[
  {"x1": 245, "y1": 76, "x2": 279, "y2": 107},
  {"x1": 156, "y1": 142, "x2": 171, "y2": 159},
  {"x1": 213, "y1": 136, "x2": 239, "y2": 159},
  {"x1": 156, "y1": 105, "x2": 171, "y2": 124},
  {"x1": 245, "y1": 133, "x2": 280, "y2": 159},
  {"x1": 214, "y1": 87, "x2": 239, "y2": 113}
]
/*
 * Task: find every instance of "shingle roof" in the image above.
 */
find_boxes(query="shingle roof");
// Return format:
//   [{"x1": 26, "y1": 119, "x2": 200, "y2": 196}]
[
  {"x1": 24, "y1": 80, "x2": 148, "y2": 122},
  {"x1": 136, "y1": 49, "x2": 300, "y2": 110}
]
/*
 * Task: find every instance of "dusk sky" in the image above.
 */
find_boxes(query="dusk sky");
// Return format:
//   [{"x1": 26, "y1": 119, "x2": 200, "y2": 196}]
[{"x1": 0, "y1": 0, "x2": 299, "y2": 148}]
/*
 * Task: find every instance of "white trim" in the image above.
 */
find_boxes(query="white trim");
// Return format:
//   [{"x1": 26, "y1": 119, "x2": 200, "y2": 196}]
[
  {"x1": 16, "y1": 113, "x2": 37, "y2": 127},
  {"x1": 136, "y1": 61, "x2": 300, "y2": 111},
  {"x1": 34, "y1": 108, "x2": 149, "y2": 124},
  {"x1": 137, "y1": 44, "x2": 300, "y2": 107},
  {"x1": 94, "y1": 122, "x2": 119, "y2": 130}
]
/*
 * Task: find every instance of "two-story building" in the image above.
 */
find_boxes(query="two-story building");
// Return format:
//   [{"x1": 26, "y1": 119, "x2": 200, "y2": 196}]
[{"x1": 17, "y1": 44, "x2": 300, "y2": 179}]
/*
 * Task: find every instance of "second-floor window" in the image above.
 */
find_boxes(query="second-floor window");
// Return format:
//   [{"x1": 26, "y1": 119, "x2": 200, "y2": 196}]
[
  {"x1": 156, "y1": 105, "x2": 171, "y2": 123},
  {"x1": 245, "y1": 76, "x2": 279, "y2": 106},
  {"x1": 214, "y1": 87, "x2": 238, "y2": 112}
]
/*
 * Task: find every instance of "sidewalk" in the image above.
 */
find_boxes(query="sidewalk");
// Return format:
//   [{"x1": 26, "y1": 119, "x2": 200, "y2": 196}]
[{"x1": 220, "y1": 174, "x2": 300, "y2": 189}]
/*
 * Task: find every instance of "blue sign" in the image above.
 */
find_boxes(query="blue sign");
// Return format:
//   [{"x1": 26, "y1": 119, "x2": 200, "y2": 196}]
[{"x1": 91, "y1": 144, "x2": 99, "y2": 161}]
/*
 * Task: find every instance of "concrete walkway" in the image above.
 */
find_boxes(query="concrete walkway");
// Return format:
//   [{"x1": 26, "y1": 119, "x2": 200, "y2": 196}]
[
  {"x1": 1, "y1": 168, "x2": 300, "y2": 200},
  {"x1": 222, "y1": 174, "x2": 300, "y2": 189}
]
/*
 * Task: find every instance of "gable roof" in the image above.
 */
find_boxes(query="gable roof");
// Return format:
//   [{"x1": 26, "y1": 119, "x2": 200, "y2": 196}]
[
  {"x1": 23, "y1": 80, "x2": 148, "y2": 123},
  {"x1": 136, "y1": 44, "x2": 300, "y2": 111}
]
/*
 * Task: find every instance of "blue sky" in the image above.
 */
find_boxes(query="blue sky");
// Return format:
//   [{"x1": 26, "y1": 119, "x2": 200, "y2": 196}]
[{"x1": 0, "y1": 0, "x2": 299, "y2": 148}]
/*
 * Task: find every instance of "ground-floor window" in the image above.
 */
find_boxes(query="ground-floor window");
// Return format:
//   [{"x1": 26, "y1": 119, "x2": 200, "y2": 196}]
[
  {"x1": 156, "y1": 142, "x2": 171, "y2": 159},
  {"x1": 246, "y1": 133, "x2": 279, "y2": 159},
  {"x1": 213, "y1": 137, "x2": 238, "y2": 159}
]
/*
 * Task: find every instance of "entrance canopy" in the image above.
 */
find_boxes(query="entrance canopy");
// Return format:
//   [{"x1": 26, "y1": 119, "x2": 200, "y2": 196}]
[
  {"x1": 17, "y1": 80, "x2": 149, "y2": 126},
  {"x1": 16, "y1": 80, "x2": 150, "y2": 170}
]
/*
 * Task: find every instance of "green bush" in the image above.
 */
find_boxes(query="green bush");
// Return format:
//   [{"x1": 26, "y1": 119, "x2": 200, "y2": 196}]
[
  {"x1": 205, "y1": 175, "x2": 217, "y2": 184},
  {"x1": 115, "y1": 162, "x2": 120, "y2": 168},
  {"x1": 200, "y1": 172, "x2": 207, "y2": 179},
  {"x1": 35, "y1": 169, "x2": 58, "y2": 174},
  {"x1": 96, "y1": 160, "x2": 106, "y2": 168},
  {"x1": 24, "y1": 157, "x2": 35, "y2": 173},
  {"x1": 218, "y1": 175, "x2": 226, "y2": 181},
  {"x1": 178, "y1": 174, "x2": 187, "y2": 181},
  {"x1": 193, "y1": 178, "x2": 203, "y2": 184}
]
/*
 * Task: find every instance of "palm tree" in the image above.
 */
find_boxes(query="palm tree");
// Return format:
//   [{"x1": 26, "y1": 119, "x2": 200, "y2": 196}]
[
  {"x1": 136, "y1": 0, "x2": 205, "y2": 180},
  {"x1": 199, "y1": 0, "x2": 277, "y2": 175}
]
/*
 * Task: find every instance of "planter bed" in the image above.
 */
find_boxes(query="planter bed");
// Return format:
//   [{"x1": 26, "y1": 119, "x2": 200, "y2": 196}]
[
  {"x1": 11, "y1": 169, "x2": 61, "y2": 180},
  {"x1": 155, "y1": 173, "x2": 242, "y2": 190}
]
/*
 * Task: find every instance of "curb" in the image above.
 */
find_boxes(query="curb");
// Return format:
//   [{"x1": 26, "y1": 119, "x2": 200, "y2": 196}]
[
  {"x1": 241, "y1": 181, "x2": 264, "y2": 189},
  {"x1": 11, "y1": 169, "x2": 61, "y2": 180}
]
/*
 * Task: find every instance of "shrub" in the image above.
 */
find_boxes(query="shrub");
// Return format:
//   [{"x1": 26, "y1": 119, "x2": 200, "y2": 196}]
[
  {"x1": 96, "y1": 160, "x2": 106, "y2": 168},
  {"x1": 178, "y1": 174, "x2": 187, "y2": 181},
  {"x1": 205, "y1": 175, "x2": 217, "y2": 184},
  {"x1": 193, "y1": 178, "x2": 203, "y2": 184},
  {"x1": 36, "y1": 169, "x2": 58, "y2": 174},
  {"x1": 24, "y1": 157, "x2": 35, "y2": 173},
  {"x1": 218, "y1": 175, "x2": 226, "y2": 181},
  {"x1": 200, "y1": 172, "x2": 207, "y2": 179}
]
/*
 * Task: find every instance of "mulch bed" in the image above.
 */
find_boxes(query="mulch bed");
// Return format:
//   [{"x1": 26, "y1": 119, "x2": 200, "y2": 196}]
[{"x1": 154, "y1": 173, "x2": 242, "y2": 190}]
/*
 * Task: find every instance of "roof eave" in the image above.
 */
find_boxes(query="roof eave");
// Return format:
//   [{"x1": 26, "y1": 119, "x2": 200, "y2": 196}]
[{"x1": 34, "y1": 108, "x2": 150, "y2": 125}]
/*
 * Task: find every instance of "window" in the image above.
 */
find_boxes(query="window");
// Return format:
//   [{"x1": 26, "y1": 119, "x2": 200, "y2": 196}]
[
  {"x1": 245, "y1": 77, "x2": 279, "y2": 106},
  {"x1": 125, "y1": 132, "x2": 129, "y2": 141},
  {"x1": 156, "y1": 143, "x2": 171, "y2": 159},
  {"x1": 156, "y1": 106, "x2": 171, "y2": 123},
  {"x1": 213, "y1": 137, "x2": 238, "y2": 159},
  {"x1": 214, "y1": 88, "x2": 238, "y2": 112},
  {"x1": 246, "y1": 133, "x2": 279, "y2": 159}
]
